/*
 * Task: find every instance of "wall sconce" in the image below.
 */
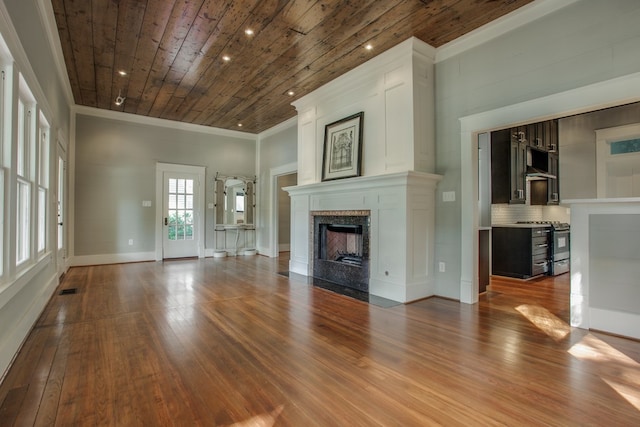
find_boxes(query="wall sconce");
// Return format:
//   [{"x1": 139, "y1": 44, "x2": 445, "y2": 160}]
[{"x1": 114, "y1": 90, "x2": 126, "y2": 106}]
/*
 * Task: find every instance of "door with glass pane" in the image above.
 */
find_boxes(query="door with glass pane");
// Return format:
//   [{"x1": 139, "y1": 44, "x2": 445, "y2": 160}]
[{"x1": 163, "y1": 173, "x2": 199, "y2": 258}]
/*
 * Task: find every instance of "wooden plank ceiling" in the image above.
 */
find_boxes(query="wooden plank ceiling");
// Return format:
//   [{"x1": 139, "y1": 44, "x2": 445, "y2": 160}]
[{"x1": 52, "y1": 0, "x2": 534, "y2": 134}]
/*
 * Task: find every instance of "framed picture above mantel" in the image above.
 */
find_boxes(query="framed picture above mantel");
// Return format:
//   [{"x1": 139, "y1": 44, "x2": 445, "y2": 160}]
[{"x1": 322, "y1": 112, "x2": 364, "y2": 181}]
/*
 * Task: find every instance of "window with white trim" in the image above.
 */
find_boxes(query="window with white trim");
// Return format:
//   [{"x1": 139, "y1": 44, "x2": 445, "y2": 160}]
[
  {"x1": 37, "y1": 113, "x2": 49, "y2": 254},
  {"x1": 16, "y1": 86, "x2": 35, "y2": 267}
]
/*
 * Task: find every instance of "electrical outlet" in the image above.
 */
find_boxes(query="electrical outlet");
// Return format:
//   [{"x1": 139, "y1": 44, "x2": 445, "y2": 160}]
[
  {"x1": 439, "y1": 261, "x2": 446, "y2": 272},
  {"x1": 128, "y1": 239, "x2": 134, "y2": 246}
]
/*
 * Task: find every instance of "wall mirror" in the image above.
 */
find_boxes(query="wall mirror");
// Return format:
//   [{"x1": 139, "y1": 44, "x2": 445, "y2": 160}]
[{"x1": 214, "y1": 173, "x2": 255, "y2": 225}]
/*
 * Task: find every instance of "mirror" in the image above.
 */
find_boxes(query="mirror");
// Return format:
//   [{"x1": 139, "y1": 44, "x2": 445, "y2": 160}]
[{"x1": 215, "y1": 174, "x2": 255, "y2": 225}]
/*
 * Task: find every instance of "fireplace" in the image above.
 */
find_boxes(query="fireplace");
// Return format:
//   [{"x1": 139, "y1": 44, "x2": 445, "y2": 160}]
[{"x1": 312, "y1": 211, "x2": 370, "y2": 292}]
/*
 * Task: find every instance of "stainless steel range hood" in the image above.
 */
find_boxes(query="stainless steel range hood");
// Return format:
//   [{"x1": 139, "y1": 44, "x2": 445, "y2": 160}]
[{"x1": 526, "y1": 166, "x2": 556, "y2": 180}]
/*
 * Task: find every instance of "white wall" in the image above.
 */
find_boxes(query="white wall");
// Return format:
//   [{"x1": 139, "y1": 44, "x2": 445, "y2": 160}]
[
  {"x1": 435, "y1": 0, "x2": 640, "y2": 300},
  {"x1": 560, "y1": 102, "x2": 640, "y2": 199},
  {"x1": 74, "y1": 112, "x2": 256, "y2": 263},
  {"x1": 0, "y1": 0, "x2": 71, "y2": 379},
  {"x1": 256, "y1": 120, "x2": 297, "y2": 256}
]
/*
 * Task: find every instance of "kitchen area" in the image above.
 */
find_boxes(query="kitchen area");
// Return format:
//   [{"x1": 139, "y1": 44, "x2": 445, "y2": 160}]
[
  {"x1": 476, "y1": 100, "x2": 640, "y2": 340},
  {"x1": 479, "y1": 101, "x2": 640, "y2": 294},
  {"x1": 478, "y1": 119, "x2": 572, "y2": 292}
]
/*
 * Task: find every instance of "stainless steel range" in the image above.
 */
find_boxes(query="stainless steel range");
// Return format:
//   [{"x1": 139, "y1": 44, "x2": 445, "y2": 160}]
[
  {"x1": 549, "y1": 222, "x2": 570, "y2": 275},
  {"x1": 516, "y1": 221, "x2": 570, "y2": 276}
]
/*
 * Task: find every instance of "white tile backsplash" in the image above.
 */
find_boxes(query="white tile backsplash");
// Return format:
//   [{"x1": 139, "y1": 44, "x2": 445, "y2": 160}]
[
  {"x1": 491, "y1": 180, "x2": 571, "y2": 224},
  {"x1": 491, "y1": 204, "x2": 570, "y2": 224}
]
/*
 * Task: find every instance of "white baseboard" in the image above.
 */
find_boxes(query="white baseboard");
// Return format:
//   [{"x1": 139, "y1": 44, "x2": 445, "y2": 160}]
[
  {"x1": 70, "y1": 252, "x2": 156, "y2": 266},
  {"x1": 278, "y1": 243, "x2": 291, "y2": 252},
  {"x1": 590, "y1": 307, "x2": 640, "y2": 340}
]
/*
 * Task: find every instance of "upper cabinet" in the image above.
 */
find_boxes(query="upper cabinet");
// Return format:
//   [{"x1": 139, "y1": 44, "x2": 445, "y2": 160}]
[
  {"x1": 492, "y1": 119, "x2": 559, "y2": 205},
  {"x1": 491, "y1": 128, "x2": 526, "y2": 204}
]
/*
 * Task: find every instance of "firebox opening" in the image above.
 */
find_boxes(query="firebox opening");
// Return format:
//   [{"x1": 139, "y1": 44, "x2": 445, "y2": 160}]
[{"x1": 319, "y1": 224, "x2": 363, "y2": 267}]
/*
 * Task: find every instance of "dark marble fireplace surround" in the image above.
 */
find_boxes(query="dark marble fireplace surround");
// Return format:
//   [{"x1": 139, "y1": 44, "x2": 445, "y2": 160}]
[{"x1": 312, "y1": 211, "x2": 370, "y2": 292}]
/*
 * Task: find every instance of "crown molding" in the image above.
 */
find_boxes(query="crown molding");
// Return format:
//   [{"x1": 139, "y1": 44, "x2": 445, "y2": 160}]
[
  {"x1": 435, "y1": 0, "x2": 581, "y2": 62},
  {"x1": 74, "y1": 105, "x2": 257, "y2": 141},
  {"x1": 35, "y1": 0, "x2": 74, "y2": 106}
]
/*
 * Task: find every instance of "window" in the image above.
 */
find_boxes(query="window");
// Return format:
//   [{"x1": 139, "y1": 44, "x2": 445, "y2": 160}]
[
  {"x1": 167, "y1": 178, "x2": 194, "y2": 240},
  {"x1": 16, "y1": 78, "x2": 35, "y2": 267},
  {"x1": 37, "y1": 114, "x2": 49, "y2": 254},
  {"x1": 16, "y1": 178, "x2": 30, "y2": 264}
]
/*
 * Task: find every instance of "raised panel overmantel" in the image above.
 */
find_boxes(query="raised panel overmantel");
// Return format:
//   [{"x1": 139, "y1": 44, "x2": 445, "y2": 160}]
[
  {"x1": 291, "y1": 37, "x2": 436, "y2": 186},
  {"x1": 285, "y1": 171, "x2": 442, "y2": 303}
]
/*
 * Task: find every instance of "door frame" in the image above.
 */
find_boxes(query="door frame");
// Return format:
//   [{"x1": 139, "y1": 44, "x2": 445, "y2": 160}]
[
  {"x1": 459, "y1": 72, "x2": 640, "y2": 306},
  {"x1": 268, "y1": 162, "x2": 297, "y2": 257},
  {"x1": 55, "y1": 133, "x2": 68, "y2": 278},
  {"x1": 155, "y1": 162, "x2": 206, "y2": 261}
]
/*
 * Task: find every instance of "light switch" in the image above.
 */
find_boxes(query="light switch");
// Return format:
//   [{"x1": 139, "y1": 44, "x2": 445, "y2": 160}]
[
  {"x1": 442, "y1": 191, "x2": 456, "y2": 202},
  {"x1": 142, "y1": 200, "x2": 152, "y2": 207}
]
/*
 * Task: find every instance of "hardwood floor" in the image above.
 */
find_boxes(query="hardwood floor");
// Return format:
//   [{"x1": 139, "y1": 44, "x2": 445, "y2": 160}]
[{"x1": 1, "y1": 255, "x2": 639, "y2": 426}]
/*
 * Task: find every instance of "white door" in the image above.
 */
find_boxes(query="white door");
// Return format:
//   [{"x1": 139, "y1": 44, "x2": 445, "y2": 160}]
[
  {"x1": 162, "y1": 172, "x2": 200, "y2": 259},
  {"x1": 56, "y1": 143, "x2": 67, "y2": 277}
]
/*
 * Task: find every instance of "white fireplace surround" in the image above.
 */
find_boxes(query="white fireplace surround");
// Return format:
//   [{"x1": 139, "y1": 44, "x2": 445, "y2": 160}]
[{"x1": 285, "y1": 171, "x2": 441, "y2": 303}]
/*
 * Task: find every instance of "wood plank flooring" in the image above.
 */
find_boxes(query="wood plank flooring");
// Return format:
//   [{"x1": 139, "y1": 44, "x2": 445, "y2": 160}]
[{"x1": 1, "y1": 255, "x2": 639, "y2": 426}]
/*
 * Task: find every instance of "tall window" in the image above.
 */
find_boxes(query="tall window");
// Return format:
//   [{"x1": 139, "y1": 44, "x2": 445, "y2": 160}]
[
  {"x1": 16, "y1": 85, "x2": 35, "y2": 267},
  {"x1": 16, "y1": 98, "x2": 31, "y2": 265},
  {"x1": 37, "y1": 113, "x2": 49, "y2": 254}
]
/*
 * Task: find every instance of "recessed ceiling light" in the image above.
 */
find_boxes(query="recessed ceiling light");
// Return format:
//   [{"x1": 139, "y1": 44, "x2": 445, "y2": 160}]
[
  {"x1": 222, "y1": 55, "x2": 231, "y2": 62},
  {"x1": 238, "y1": 123, "x2": 243, "y2": 127},
  {"x1": 287, "y1": 90, "x2": 294, "y2": 96},
  {"x1": 245, "y1": 29, "x2": 254, "y2": 36},
  {"x1": 118, "y1": 70, "x2": 127, "y2": 76},
  {"x1": 365, "y1": 43, "x2": 373, "y2": 51}
]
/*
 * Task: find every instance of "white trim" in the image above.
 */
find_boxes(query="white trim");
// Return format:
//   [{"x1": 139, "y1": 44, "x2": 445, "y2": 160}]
[
  {"x1": 0, "y1": 0, "x2": 56, "y2": 129},
  {"x1": 0, "y1": 268, "x2": 57, "y2": 384},
  {"x1": 268, "y1": 162, "x2": 297, "y2": 258},
  {"x1": 0, "y1": 253, "x2": 51, "y2": 311},
  {"x1": 34, "y1": 0, "x2": 74, "y2": 106},
  {"x1": 155, "y1": 163, "x2": 206, "y2": 261},
  {"x1": 70, "y1": 251, "x2": 156, "y2": 267},
  {"x1": 459, "y1": 72, "x2": 640, "y2": 306},
  {"x1": 55, "y1": 138, "x2": 69, "y2": 278},
  {"x1": 590, "y1": 308, "x2": 640, "y2": 341},
  {"x1": 436, "y1": 0, "x2": 580, "y2": 62},
  {"x1": 74, "y1": 105, "x2": 257, "y2": 141}
]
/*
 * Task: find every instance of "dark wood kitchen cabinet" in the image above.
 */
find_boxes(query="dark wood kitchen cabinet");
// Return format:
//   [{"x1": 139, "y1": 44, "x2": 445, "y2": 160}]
[
  {"x1": 526, "y1": 120, "x2": 558, "y2": 152},
  {"x1": 491, "y1": 129, "x2": 526, "y2": 204},
  {"x1": 492, "y1": 226, "x2": 551, "y2": 279},
  {"x1": 547, "y1": 153, "x2": 559, "y2": 204}
]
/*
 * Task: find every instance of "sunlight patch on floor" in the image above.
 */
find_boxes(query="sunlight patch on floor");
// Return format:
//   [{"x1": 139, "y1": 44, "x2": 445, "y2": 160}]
[
  {"x1": 517, "y1": 303, "x2": 640, "y2": 412},
  {"x1": 569, "y1": 334, "x2": 640, "y2": 411},
  {"x1": 515, "y1": 304, "x2": 571, "y2": 341},
  {"x1": 229, "y1": 405, "x2": 284, "y2": 427}
]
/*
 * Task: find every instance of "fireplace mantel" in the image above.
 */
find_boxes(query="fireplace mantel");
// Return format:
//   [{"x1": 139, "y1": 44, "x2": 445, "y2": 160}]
[{"x1": 285, "y1": 171, "x2": 441, "y2": 303}]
